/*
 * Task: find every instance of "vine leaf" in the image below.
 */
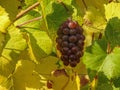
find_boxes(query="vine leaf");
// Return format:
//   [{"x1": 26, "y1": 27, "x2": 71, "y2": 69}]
[
  {"x1": 83, "y1": 38, "x2": 107, "y2": 71},
  {"x1": 0, "y1": 25, "x2": 27, "y2": 77},
  {"x1": 40, "y1": 0, "x2": 73, "y2": 39},
  {"x1": 0, "y1": 6, "x2": 11, "y2": 33},
  {"x1": 34, "y1": 56, "x2": 58, "y2": 78},
  {"x1": 49, "y1": 70, "x2": 80, "y2": 90},
  {"x1": 0, "y1": 0, "x2": 20, "y2": 20},
  {"x1": 83, "y1": 38, "x2": 120, "y2": 80},
  {"x1": 25, "y1": 0, "x2": 38, "y2": 6},
  {"x1": 13, "y1": 60, "x2": 44, "y2": 90},
  {"x1": 101, "y1": 47, "x2": 120, "y2": 79},
  {"x1": 105, "y1": 2, "x2": 120, "y2": 21},
  {"x1": 105, "y1": 17, "x2": 120, "y2": 47},
  {"x1": 23, "y1": 31, "x2": 52, "y2": 63},
  {"x1": 15, "y1": 10, "x2": 53, "y2": 63}
]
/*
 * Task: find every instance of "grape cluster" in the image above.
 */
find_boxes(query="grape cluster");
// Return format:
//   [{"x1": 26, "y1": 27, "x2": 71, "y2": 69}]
[{"x1": 56, "y1": 19, "x2": 85, "y2": 67}]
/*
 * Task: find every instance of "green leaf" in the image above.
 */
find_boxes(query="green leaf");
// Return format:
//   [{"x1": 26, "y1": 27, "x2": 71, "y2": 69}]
[
  {"x1": 112, "y1": 77, "x2": 120, "y2": 87},
  {"x1": 105, "y1": 17, "x2": 120, "y2": 47},
  {"x1": 101, "y1": 47, "x2": 120, "y2": 79},
  {"x1": 83, "y1": 38, "x2": 107, "y2": 71},
  {"x1": 25, "y1": 0, "x2": 37, "y2": 6},
  {"x1": 95, "y1": 83, "x2": 113, "y2": 90},
  {"x1": 40, "y1": 0, "x2": 73, "y2": 39},
  {"x1": 105, "y1": 2, "x2": 120, "y2": 21}
]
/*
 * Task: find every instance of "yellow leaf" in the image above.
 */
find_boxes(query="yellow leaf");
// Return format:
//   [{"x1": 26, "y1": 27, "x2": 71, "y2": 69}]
[
  {"x1": 13, "y1": 60, "x2": 44, "y2": 90},
  {"x1": 105, "y1": 2, "x2": 120, "y2": 20},
  {"x1": 0, "y1": 6, "x2": 10, "y2": 33}
]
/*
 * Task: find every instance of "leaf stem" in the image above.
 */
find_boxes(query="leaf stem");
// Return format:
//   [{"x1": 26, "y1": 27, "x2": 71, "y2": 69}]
[
  {"x1": 60, "y1": 2, "x2": 69, "y2": 12},
  {"x1": 107, "y1": 42, "x2": 112, "y2": 54},
  {"x1": 16, "y1": 16, "x2": 42, "y2": 27},
  {"x1": 15, "y1": 2, "x2": 40, "y2": 21}
]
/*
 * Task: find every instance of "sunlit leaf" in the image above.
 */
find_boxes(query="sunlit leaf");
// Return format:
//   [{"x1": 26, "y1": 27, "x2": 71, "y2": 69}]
[
  {"x1": 0, "y1": 6, "x2": 10, "y2": 33},
  {"x1": 83, "y1": 38, "x2": 107, "y2": 71},
  {"x1": 101, "y1": 47, "x2": 120, "y2": 79},
  {"x1": 105, "y1": 2, "x2": 120, "y2": 21},
  {"x1": 13, "y1": 60, "x2": 44, "y2": 90}
]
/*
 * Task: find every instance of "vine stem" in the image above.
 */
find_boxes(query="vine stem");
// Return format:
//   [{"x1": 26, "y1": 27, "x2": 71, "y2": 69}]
[
  {"x1": 16, "y1": 16, "x2": 42, "y2": 27},
  {"x1": 82, "y1": 0, "x2": 87, "y2": 10},
  {"x1": 15, "y1": 2, "x2": 40, "y2": 21}
]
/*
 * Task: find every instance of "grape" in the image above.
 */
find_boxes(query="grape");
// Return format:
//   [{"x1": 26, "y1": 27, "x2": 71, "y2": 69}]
[
  {"x1": 70, "y1": 61, "x2": 77, "y2": 67},
  {"x1": 76, "y1": 51, "x2": 83, "y2": 58},
  {"x1": 69, "y1": 35, "x2": 77, "y2": 43},
  {"x1": 61, "y1": 55, "x2": 69, "y2": 61},
  {"x1": 71, "y1": 46, "x2": 79, "y2": 54},
  {"x1": 68, "y1": 21, "x2": 77, "y2": 29},
  {"x1": 69, "y1": 54, "x2": 76, "y2": 61},
  {"x1": 62, "y1": 35, "x2": 69, "y2": 41},
  {"x1": 69, "y1": 29, "x2": 77, "y2": 35},
  {"x1": 62, "y1": 47, "x2": 69, "y2": 53},
  {"x1": 56, "y1": 37, "x2": 62, "y2": 45},
  {"x1": 69, "y1": 43, "x2": 75, "y2": 48},
  {"x1": 67, "y1": 50, "x2": 72, "y2": 55},
  {"x1": 56, "y1": 19, "x2": 85, "y2": 67},
  {"x1": 77, "y1": 40, "x2": 84, "y2": 47},
  {"x1": 63, "y1": 60, "x2": 69, "y2": 66},
  {"x1": 63, "y1": 28, "x2": 69, "y2": 34},
  {"x1": 76, "y1": 34, "x2": 81, "y2": 39},
  {"x1": 76, "y1": 26, "x2": 83, "y2": 33},
  {"x1": 62, "y1": 41, "x2": 69, "y2": 47},
  {"x1": 80, "y1": 34, "x2": 85, "y2": 40}
]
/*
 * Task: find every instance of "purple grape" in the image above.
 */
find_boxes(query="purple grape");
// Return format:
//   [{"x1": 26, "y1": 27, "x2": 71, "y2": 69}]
[
  {"x1": 70, "y1": 61, "x2": 77, "y2": 67},
  {"x1": 69, "y1": 55, "x2": 77, "y2": 61},
  {"x1": 61, "y1": 55, "x2": 69, "y2": 61},
  {"x1": 63, "y1": 28, "x2": 69, "y2": 34},
  {"x1": 69, "y1": 29, "x2": 77, "y2": 35},
  {"x1": 62, "y1": 35, "x2": 69, "y2": 41},
  {"x1": 71, "y1": 46, "x2": 79, "y2": 54},
  {"x1": 62, "y1": 41, "x2": 69, "y2": 47},
  {"x1": 69, "y1": 43, "x2": 75, "y2": 48},
  {"x1": 69, "y1": 35, "x2": 77, "y2": 43}
]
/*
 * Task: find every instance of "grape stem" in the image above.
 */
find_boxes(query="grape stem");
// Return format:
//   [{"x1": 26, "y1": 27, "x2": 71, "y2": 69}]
[
  {"x1": 16, "y1": 16, "x2": 42, "y2": 27},
  {"x1": 15, "y1": 2, "x2": 40, "y2": 21}
]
